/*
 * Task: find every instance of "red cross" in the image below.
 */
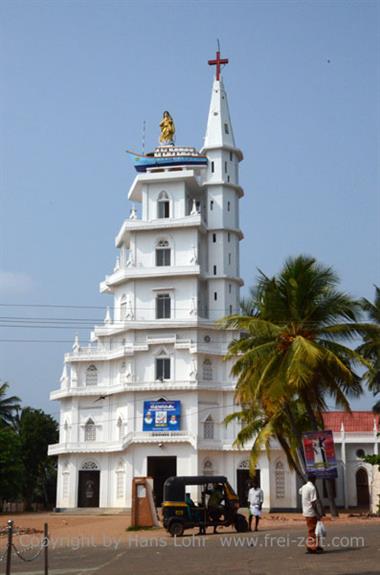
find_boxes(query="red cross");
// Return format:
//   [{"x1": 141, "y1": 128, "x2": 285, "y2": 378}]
[{"x1": 208, "y1": 50, "x2": 229, "y2": 81}]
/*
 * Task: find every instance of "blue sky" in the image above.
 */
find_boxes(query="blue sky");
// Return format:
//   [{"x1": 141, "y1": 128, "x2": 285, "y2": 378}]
[{"x1": 0, "y1": 0, "x2": 379, "y2": 415}]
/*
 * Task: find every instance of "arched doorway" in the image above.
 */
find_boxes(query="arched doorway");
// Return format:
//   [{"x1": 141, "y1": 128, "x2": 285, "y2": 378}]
[
  {"x1": 78, "y1": 461, "x2": 100, "y2": 507},
  {"x1": 356, "y1": 468, "x2": 370, "y2": 508}
]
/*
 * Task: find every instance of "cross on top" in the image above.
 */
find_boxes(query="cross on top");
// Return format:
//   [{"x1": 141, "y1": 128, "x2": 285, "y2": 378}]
[{"x1": 208, "y1": 48, "x2": 229, "y2": 81}]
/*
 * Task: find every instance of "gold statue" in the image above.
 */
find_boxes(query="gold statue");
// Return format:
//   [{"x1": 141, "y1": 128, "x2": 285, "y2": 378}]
[{"x1": 160, "y1": 111, "x2": 175, "y2": 144}]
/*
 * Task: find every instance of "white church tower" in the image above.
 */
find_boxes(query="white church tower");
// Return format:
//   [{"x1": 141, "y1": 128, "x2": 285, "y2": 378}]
[{"x1": 49, "y1": 52, "x2": 276, "y2": 510}]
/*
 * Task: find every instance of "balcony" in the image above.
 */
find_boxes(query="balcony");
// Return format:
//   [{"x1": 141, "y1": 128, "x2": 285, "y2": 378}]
[
  {"x1": 115, "y1": 213, "x2": 204, "y2": 248},
  {"x1": 48, "y1": 430, "x2": 197, "y2": 455},
  {"x1": 100, "y1": 264, "x2": 201, "y2": 292}
]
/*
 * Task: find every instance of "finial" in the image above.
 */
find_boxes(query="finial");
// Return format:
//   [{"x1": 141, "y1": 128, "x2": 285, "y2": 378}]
[
  {"x1": 208, "y1": 42, "x2": 229, "y2": 81},
  {"x1": 72, "y1": 335, "x2": 80, "y2": 351},
  {"x1": 104, "y1": 306, "x2": 112, "y2": 324}
]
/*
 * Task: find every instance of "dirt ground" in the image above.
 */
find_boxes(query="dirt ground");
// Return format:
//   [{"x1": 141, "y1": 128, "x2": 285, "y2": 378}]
[{"x1": 1, "y1": 510, "x2": 379, "y2": 548}]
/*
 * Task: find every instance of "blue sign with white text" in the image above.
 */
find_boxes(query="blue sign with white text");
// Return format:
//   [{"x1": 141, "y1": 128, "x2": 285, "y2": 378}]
[{"x1": 143, "y1": 400, "x2": 181, "y2": 432}]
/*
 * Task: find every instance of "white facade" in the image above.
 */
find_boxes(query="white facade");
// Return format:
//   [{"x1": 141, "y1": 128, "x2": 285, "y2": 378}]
[{"x1": 49, "y1": 72, "x2": 379, "y2": 512}]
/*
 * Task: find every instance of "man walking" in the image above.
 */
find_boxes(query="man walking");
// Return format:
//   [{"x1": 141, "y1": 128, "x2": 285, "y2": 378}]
[
  {"x1": 247, "y1": 479, "x2": 264, "y2": 531},
  {"x1": 299, "y1": 473, "x2": 323, "y2": 554}
]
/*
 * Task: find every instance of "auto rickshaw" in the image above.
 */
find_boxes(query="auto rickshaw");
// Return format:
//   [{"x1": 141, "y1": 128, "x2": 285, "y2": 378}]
[{"x1": 162, "y1": 475, "x2": 248, "y2": 536}]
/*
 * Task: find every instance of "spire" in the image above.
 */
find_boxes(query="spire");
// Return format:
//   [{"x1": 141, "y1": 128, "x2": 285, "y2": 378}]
[{"x1": 203, "y1": 76, "x2": 236, "y2": 151}]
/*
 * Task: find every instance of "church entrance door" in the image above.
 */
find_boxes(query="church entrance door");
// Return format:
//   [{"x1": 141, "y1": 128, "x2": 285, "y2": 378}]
[
  {"x1": 356, "y1": 468, "x2": 370, "y2": 508},
  {"x1": 78, "y1": 470, "x2": 100, "y2": 507},
  {"x1": 236, "y1": 469, "x2": 261, "y2": 507},
  {"x1": 147, "y1": 456, "x2": 177, "y2": 507}
]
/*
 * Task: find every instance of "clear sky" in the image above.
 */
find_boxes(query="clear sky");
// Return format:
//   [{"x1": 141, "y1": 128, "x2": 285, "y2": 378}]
[{"x1": 0, "y1": 0, "x2": 379, "y2": 416}]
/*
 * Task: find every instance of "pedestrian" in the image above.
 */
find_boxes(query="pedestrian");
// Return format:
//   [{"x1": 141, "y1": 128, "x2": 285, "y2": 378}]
[
  {"x1": 247, "y1": 479, "x2": 264, "y2": 531},
  {"x1": 299, "y1": 473, "x2": 323, "y2": 554}
]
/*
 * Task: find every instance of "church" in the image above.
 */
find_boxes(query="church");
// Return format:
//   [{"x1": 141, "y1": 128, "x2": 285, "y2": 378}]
[{"x1": 48, "y1": 53, "x2": 379, "y2": 512}]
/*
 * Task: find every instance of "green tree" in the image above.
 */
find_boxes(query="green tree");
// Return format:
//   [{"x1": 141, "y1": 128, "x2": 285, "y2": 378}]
[
  {"x1": 0, "y1": 426, "x2": 24, "y2": 505},
  {"x1": 0, "y1": 381, "x2": 21, "y2": 427},
  {"x1": 357, "y1": 286, "x2": 380, "y2": 410},
  {"x1": 18, "y1": 408, "x2": 59, "y2": 509},
  {"x1": 223, "y1": 255, "x2": 369, "y2": 516}
]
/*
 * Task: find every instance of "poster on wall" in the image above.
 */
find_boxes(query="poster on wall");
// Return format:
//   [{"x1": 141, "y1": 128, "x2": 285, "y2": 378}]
[
  {"x1": 143, "y1": 400, "x2": 181, "y2": 432},
  {"x1": 302, "y1": 430, "x2": 338, "y2": 479}
]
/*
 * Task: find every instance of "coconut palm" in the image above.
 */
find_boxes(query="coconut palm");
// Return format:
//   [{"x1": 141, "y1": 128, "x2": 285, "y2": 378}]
[
  {"x1": 357, "y1": 286, "x2": 380, "y2": 396},
  {"x1": 0, "y1": 382, "x2": 21, "y2": 427},
  {"x1": 223, "y1": 255, "x2": 369, "y2": 515}
]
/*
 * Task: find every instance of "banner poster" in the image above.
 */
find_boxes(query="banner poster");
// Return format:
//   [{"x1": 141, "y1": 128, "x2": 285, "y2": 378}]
[
  {"x1": 143, "y1": 400, "x2": 181, "y2": 432},
  {"x1": 302, "y1": 430, "x2": 338, "y2": 479}
]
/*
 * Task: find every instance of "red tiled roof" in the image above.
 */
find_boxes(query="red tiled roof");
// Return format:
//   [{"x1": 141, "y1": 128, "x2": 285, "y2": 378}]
[{"x1": 322, "y1": 411, "x2": 379, "y2": 432}]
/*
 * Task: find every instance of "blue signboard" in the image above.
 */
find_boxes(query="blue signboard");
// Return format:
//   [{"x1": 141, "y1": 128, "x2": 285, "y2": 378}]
[{"x1": 143, "y1": 400, "x2": 181, "y2": 432}]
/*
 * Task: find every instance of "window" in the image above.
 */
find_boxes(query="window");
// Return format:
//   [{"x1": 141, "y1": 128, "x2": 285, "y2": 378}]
[
  {"x1": 211, "y1": 161, "x2": 215, "y2": 173},
  {"x1": 224, "y1": 123, "x2": 229, "y2": 134},
  {"x1": 203, "y1": 459, "x2": 214, "y2": 476},
  {"x1": 210, "y1": 200, "x2": 214, "y2": 211},
  {"x1": 117, "y1": 417, "x2": 124, "y2": 441},
  {"x1": 228, "y1": 232, "x2": 231, "y2": 242},
  {"x1": 84, "y1": 419, "x2": 96, "y2": 442},
  {"x1": 203, "y1": 359, "x2": 213, "y2": 381},
  {"x1": 120, "y1": 295, "x2": 127, "y2": 319},
  {"x1": 213, "y1": 265, "x2": 217, "y2": 275},
  {"x1": 157, "y1": 191, "x2": 170, "y2": 219},
  {"x1": 227, "y1": 201, "x2": 231, "y2": 212},
  {"x1": 204, "y1": 415, "x2": 214, "y2": 439},
  {"x1": 156, "y1": 357, "x2": 170, "y2": 380},
  {"x1": 228, "y1": 253, "x2": 231, "y2": 265},
  {"x1": 275, "y1": 461, "x2": 285, "y2": 499},
  {"x1": 224, "y1": 161, "x2": 228, "y2": 173},
  {"x1": 86, "y1": 365, "x2": 98, "y2": 386},
  {"x1": 156, "y1": 240, "x2": 171, "y2": 266},
  {"x1": 229, "y1": 284, "x2": 232, "y2": 294},
  {"x1": 214, "y1": 292, "x2": 217, "y2": 301},
  {"x1": 229, "y1": 304, "x2": 233, "y2": 314},
  {"x1": 116, "y1": 471, "x2": 124, "y2": 499},
  {"x1": 156, "y1": 294, "x2": 171, "y2": 319},
  {"x1": 229, "y1": 152, "x2": 233, "y2": 161},
  {"x1": 212, "y1": 233, "x2": 216, "y2": 243}
]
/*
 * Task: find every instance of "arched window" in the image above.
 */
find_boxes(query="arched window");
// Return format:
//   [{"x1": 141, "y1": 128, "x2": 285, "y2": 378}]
[
  {"x1": 81, "y1": 461, "x2": 99, "y2": 470},
  {"x1": 63, "y1": 420, "x2": 69, "y2": 443},
  {"x1": 120, "y1": 295, "x2": 127, "y2": 319},
  {"x1": 157, "y1": 191, "x2": 170, "y2": 219},
  {"x1": 84, "y1": 419, "x2": 96, "y2": 442},
  {"x1": 86, "y1": 365, "x2": 98, "y2": 386},
  {"x1": 156, "y1": 350, "x2": 170, "y2": 381},
  {"x1": 275, "y1": 461, "x2": 285, "y2": 499},
  {"x1": 156, "y1": 239, "x2": 171, "y2": 266},
  {"x1": 117, "y1": 416, "x2": 124, "y2": 441},
  {"x1": 203, "y1": 359, "x2": 213, "y2": 381},
  {"x1": 203, "y1": 458, "x2": 214, "y2": 476},
  {"x1": 203, "y1": 415, "x2": 214, "y2": 439},
  {"x1": 116, "y1": 460, "x2": 125, "y2": 499}
]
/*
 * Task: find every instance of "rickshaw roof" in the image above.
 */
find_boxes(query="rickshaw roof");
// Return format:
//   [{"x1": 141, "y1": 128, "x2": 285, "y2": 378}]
[
  {"x1": 163, "y1": 475, "x2": 230, "y2": 502},
  {"x1": 164, "y1": 475, "x2": 227, "y2": 488}
]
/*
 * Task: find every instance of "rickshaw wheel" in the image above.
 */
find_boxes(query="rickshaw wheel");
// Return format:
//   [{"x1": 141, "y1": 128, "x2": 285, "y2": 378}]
[
  {"x1": 169, "y1": 521, "x2": 185, "y2": 537},
  {"x1": 234, "y1": 513, "x2": 248, "y2": 533}
]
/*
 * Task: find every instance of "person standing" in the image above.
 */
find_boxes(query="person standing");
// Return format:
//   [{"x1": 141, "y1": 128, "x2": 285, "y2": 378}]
[
  {"x1": 299, "y1": 473, "x2": 323, "y2": 554},
  {"x1": 247, "y1": 479, "x2": 264, "y2": 531}
]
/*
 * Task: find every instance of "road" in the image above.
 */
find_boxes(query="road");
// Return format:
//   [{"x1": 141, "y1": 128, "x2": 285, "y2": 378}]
[{"x1": 3, "y1": 522, "x2": 380, "y2": 575}]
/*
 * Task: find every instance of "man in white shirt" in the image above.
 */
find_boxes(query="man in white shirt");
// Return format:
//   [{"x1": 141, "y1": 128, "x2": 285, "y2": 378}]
[
  {"x1": 247, "y1": 479, "x2": 264, "y2": 531},
  {"x1": 299, "y1": 473, "x2": 323, "y2": 554}
]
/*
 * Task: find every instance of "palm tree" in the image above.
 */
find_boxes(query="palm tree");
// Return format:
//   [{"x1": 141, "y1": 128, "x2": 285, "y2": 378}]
[
  {"x1": 223, "y1": 255, "x2": 369, "y2": 516},
  {"x1": 0, "y1": 382, "x2": 21, "y2": 427},
  {"x1": 357, "y1": 286, "x2": 380, "y2": 400}
]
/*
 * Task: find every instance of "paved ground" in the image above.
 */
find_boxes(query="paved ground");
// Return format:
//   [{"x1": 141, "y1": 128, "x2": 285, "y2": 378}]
[{"x1": 1, "y1": 521, "x2": 379, "y2": 575}]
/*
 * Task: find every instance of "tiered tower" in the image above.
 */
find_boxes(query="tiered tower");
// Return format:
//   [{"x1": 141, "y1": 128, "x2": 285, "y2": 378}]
[{"x1": 49, "y1": 53, "x2": 253, "y2": 510}]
